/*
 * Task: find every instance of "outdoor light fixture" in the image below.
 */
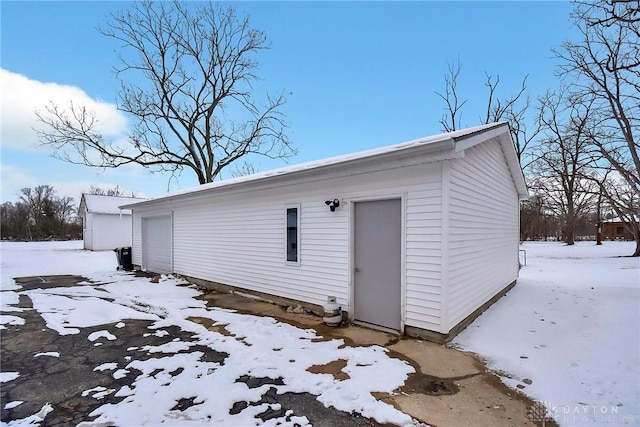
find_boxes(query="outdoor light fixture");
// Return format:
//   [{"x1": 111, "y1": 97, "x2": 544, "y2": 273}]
[{"x1": 325, "y1": 198, "x2": 340, "y2": 212}]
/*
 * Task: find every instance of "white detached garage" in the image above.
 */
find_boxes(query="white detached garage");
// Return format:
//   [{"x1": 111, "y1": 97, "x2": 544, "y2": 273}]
[
  {"x1": 79, "y1": 194, "x2": 145, "y2": 251},
  {"x1": 122, "y1": 123, "x2": 528, "y2": 341}
]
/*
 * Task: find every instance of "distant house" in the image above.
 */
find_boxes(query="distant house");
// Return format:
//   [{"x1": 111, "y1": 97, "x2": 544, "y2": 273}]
[
  {"x1": 79, "y1": 194, "x2": 145, "y2": 251},
  {"x1": 121, "y1": 123, "x2": 528, "y2": 342},
  {"x1": 602, "y1": 217, "x2": 637, "y2": 241}
]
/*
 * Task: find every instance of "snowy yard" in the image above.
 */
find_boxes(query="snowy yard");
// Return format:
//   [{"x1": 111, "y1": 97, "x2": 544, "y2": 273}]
[
  {"x1": 0, "y1": 241, "x2": 415, "y2": 426},
  {"x1": 1, "y1": 240, "x2": 639, "y2": 426},
  {"x1": 455, "y1": 241, "x2": 640, "y2": 426}
]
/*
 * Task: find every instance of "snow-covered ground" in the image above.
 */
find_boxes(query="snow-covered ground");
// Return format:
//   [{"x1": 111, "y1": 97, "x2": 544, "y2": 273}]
[
  {"x1": 0, "y1": 241, "x2": 416, "y2": 426},
  {"x1": 1, "y1": 240, "x2": 638, "y2": 426},
  {"x1": 455, "y1": 241, "x2": 640, "y2": 426}
]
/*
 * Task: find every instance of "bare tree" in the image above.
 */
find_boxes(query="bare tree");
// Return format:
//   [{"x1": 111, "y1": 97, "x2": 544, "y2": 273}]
[
  {"x1": 556, "y1": 0, "x2": 639, "y2": 255},
  {"x1": 87, "y1": 185, "x2": 137, "y2": 197},
  {"x1": 484, "y1": 74, "x2": 541, "y2": 172},
  {"x1": 532, "y1": 89, "x2": 596, "y2": 245},
  {"x1": 2, "y1": 193, "x2": 81, "y2": 241},
  {"x1": 36, "y1": 1, "x2": 295, "y2": 186},
  {"x1": 520, "y1": 195, "x2": 559, "y2": 241},
  {"x1": 53, "y1": 196, "x2": 75, "y2": 228},
  {"x1": 1, "y1": 202, "x2": 31, "y2": 240},
  {"x1": 590, "y1": 168, "x2": 640, "y2": 247},
  {"x1": 435, "y1": 60, "x2": 539, "y2": 171},
  {"x1": 435, "y1": 60, "x2": 468, "y2": 133},
  {"x1": 19, "y1": 185, "x2": 56, "y2": 238},
  {"x1": 17, "y1": 185, "x2": 77, "y2": 240},
  {"x1": 230, "y1": 161, "x2": 260, "y2": 178},
  {"x1": 482, "y1": 74, "x2": 527, "y2": 126}
]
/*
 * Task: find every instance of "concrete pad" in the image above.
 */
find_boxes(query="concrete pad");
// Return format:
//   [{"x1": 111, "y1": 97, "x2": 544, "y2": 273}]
[
  {"x1": 325, "y1": 324, "x2": 398, "y2": 347},
  {"x1": 205, "y1": 293, "x2": 283, "y2": 316},
  {"x1": 387, "y1": 374, "x2": 536, "y2": 427},
  {"x1": 389, "y1": 339, "x2": 482, "y2": 378},
  {"x1": 272, "y1": 309, "x2": 327, "y2": 326}
]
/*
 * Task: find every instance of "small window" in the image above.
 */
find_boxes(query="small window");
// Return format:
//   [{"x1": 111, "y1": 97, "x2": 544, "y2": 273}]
[{"x1": 286, "y1": 206, "x2": 300, "y2": 264}]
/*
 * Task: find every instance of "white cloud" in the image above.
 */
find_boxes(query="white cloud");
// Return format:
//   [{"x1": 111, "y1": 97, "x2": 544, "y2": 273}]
[
  {"x1": 0, "y1": 70, "x2": 178, "y2": 204},
  {"x1": 0, "y1": 68, "x2": 128, "y2": 151}
]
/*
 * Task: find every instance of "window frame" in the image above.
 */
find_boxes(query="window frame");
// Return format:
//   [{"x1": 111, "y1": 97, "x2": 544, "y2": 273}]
[{"x1": 285, "y1": 204, "x2": 301, "y2": 266}]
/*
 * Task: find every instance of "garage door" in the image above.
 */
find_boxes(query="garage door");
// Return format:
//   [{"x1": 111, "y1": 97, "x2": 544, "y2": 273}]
[{"x1": 142, "y1": 215, "x2": 172, "y2": 274}]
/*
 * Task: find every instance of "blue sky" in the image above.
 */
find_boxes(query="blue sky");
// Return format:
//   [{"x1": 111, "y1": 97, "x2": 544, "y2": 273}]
[{"x1": 1, "y1": 1, "x2": 576, "y2": 205}]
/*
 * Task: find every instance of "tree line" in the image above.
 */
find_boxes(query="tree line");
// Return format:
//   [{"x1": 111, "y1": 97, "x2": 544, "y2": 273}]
[{"x1": 1, "y1": 185, "x2": 79, "y2": 241}]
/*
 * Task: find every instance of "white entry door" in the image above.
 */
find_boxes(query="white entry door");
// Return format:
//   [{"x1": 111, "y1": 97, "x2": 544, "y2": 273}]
[
  {"x1": 353, "y1": 199, "x2": 402, "y2": 331},
  {"x1": 142, "y1": 215, "x2": 173, "y2": 274}
]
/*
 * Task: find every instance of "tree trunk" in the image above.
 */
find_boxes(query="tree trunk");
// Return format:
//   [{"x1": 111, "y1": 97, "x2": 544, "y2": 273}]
[
  {"x1": 629, "y1": 224, "x2": 640, "y2": 257},
  {"x1": 565, "y1": 201, "x2": 575, "y2": 245},
  {"x1": 595, "y1": 194, "x2": 602, "y2": 245},
  {"x1": 565, "y1": 219, "x2": 575, "y2": 245},
  {"x1": 622, "y1": 221, "x2": 640, "y2": 257}
]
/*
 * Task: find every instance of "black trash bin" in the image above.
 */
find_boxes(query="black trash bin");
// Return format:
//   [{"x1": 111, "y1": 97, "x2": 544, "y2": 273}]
[{"x1": 114, "y1": 246, "x2": 133, "y2": 271}]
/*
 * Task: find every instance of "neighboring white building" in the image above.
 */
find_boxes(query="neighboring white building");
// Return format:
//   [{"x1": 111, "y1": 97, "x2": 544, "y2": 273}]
[
  {"x1": 122, "y1": 123, "x2": 528, "y2": 341},
  {"x1": 79, "y1": 194, "x2": 145, "y2": 251}
]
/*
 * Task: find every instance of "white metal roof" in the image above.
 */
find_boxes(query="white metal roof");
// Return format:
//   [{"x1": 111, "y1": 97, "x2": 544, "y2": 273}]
[
  {"x1": 122, "y1": 122, "x2": 528, "y2": 208},
  {"x1": 81, "y1": 194, "x2": 146, "y2": 215}
]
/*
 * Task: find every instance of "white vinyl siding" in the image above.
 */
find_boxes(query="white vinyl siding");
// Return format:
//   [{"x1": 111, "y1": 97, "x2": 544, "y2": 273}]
[
  {"x1": 145, "y1": 162, "x2": 442, "y2": 314},
  {"x1": 444, "y1": 139, "x2": 520, "y2": 330},
  {"x1": 131, "y1": 213, "x2": 142, "y2": 267},
  {"x1": 83, "y1": 213, "x2": 92, "y2": 250},
  {"x1": 83, "y1": 213, "x2": 133, "y2": 251},
  {"x1": 172, "y1": 191, "x2": 349, "y2": 307},
  {"x1": 403, "y1": 175, "x2": 443, "y2": 332}
]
